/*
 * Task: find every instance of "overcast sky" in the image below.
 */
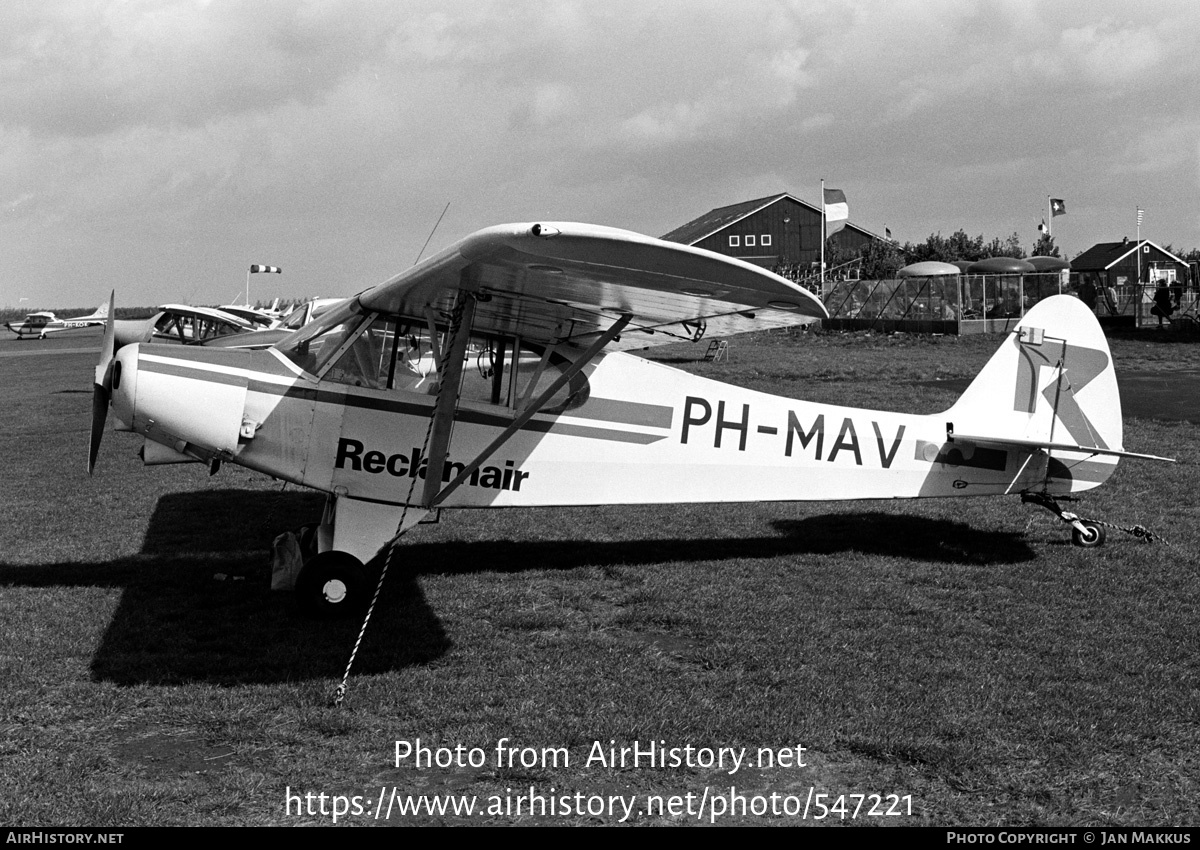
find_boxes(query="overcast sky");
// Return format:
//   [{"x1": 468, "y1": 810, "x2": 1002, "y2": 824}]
[{"x1": 3, "y1": 0, "x2": 1198, "y2": 309}]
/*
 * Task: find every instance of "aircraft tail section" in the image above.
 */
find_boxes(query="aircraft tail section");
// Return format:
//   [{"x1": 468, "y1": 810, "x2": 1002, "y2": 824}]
[
  {"x1": 90, "y1": 299, "x2": 110, "y2": 320},
  {"x1": 946, "y1": 295, "x2": 1125, "y2": 493}
]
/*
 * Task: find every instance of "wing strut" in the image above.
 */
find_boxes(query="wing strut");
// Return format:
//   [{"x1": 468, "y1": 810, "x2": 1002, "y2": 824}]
[
  {"x1": 420, "y1": 279, "x2": 478, "y2": 508},
  {"x1": 428, "y1": 313, "x2": 632, "y2": 509}
]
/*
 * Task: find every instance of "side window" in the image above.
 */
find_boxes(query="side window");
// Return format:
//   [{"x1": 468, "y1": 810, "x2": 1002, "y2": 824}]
[
  {"x1": 459, "y1": 335, "x2": 510, "y2": 405},
  {"x1": 508, "y1": 342, "x2": 584, "y2": 413},
  {"x1": 298, "y1": 309, "x2": 588, "y2": 412},
  {"x1": 153, "y1": 314, "x2": 181, "y2": 339},
  {"x1": 321, "y1": 316, "x2": 441, "y2": 392},
  {"x1": 390, "y1": 322, "x2": 440, "y2": 393},
  {"x1": 458, "y1": 336, "x2": 582, "y2": 411}
]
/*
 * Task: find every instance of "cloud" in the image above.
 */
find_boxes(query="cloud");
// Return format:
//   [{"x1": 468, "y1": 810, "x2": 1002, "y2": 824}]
[
  {"x1": 1054, "y1": 20, "x2": 1175, "y2": 88},
  {"x1": 2, "y1": 0, "x2": 1199, "y2": 308},
  {"x1": 0, "y1": 0, "x2": 394, "y2": 138}
]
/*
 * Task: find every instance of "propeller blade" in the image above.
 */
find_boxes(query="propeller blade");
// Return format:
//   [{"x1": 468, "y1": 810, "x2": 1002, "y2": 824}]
[
  {"x1": 88, "y1": 380, "x2": 109, "y2": 475},
  {"x1": 89, "y1": 291, "x2": 116, "y2": 475},
  {"x1": 95, "y1": 290, "x2": 115, "y2": 387}
]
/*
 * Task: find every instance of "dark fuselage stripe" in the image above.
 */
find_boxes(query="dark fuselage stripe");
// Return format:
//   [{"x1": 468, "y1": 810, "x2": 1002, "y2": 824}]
[
  {"x1": 140, "y1": 358, "x2": 247, "y2": 387},
  {"x1": 243, "y1": 378, "x2": 667, "y2": 445},
  {"x1": 139, "y1": 357, "x2": 668, "y2": 445},
  {"x1": 571, "y1": 396, "x2": 673, "y2": 428}
]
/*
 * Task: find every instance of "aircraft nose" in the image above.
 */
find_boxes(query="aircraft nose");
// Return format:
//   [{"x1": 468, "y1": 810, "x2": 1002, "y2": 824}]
[
  {"x1": 115, "y1": 345, "x2": 251, "y2": 455},
  {"x1": 111, "y1": 344, "x2": 139, "y2": 427}
]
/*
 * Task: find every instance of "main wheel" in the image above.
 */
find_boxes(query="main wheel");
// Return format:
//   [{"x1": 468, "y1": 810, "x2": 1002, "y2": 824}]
[
  {"x1": 1071, "y1": 522, "x2": 1107, "y2": 549},
  {"x1": 295, "y1": 551, "x2": 367, "y2": 618}
]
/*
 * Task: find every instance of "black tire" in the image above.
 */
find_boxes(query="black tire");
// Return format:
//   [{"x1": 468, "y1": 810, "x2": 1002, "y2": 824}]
[
  {"x1": 1071, "y1": 522, "x2": 1107, "y2": 549},
  {"x1": 296, "y1": 551, "x2": 367, "y2": 618}
]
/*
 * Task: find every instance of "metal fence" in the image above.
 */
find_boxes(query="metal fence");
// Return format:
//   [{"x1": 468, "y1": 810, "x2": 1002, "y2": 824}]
[{"x1": 822, "y1": 273, "x2": 1068, "y2": 334}]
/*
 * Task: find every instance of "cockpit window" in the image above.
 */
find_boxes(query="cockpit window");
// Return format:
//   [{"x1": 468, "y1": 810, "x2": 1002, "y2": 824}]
[
  {"x1": 284, "y1": 305, "x2": 587, "y2": 412},
  {"x1": 277, "y1": 301, "x2": 369, "y2": 376},
  {"x1": 324, "y1": 317, "x2": 440, "y2": 391},
  {"x1": 279, "y1": 304, "x2": 311, "y2": 331}
]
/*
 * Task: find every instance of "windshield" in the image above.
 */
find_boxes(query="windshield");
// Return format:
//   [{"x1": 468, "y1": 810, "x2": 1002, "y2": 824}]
[
  {"x1": 279, "y1": 304, "x2": 311, "y2": 330},
  {"x1": 277, "y1": 301, "x2": 369, "y2": 375}
]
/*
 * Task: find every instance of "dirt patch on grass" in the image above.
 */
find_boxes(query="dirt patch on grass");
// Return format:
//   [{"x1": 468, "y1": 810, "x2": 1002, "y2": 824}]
[{"x1": 113, "y1": 729, "x2": 239, "y2": 779}]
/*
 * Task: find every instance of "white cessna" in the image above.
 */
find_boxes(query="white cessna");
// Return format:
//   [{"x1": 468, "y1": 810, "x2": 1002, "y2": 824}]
[
  {"x1": 88, "y1": 222, "x2": 1170, "y2": 615},
  {"x1": 7, "y1": 299, "x2": 110, "y2": 339}
]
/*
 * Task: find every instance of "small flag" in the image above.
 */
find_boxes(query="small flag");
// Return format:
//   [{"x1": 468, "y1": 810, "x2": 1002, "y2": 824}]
[
  {"x1": 823, "y1": 188, "x2": 848, "y2": 236},
  {"x1": 885, "y1": 227, "x2": 892, "y2": 241},
  {"x1": 1038, "y1": 218, "x2": 1047, "y2": 234},
  {"x1": 1136, "y1": 208, "x2": 1144, "y2": 227},
  {"x1": 1050, "y1": 198, "x2": 1066, "y2": 216},
  {"x1": 249, "y1": 264, "x2": 282, "y2": 274}
]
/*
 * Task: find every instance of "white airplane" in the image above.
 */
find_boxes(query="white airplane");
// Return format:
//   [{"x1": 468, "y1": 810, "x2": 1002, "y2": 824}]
[
  {"x1": 218, "y1": 304, "x2": 281, "y2": 330},
  {"x1": 87, "y1": 222, "x2": 1172, "y2": 616},
  {"x1": 111, "y1": 304, "x2": 254, "y2": 349},
  {"x1": 202, "y1": 297, "x2": 350, "y2": 350},
  {"x1": 5, "y1": 299, "x2": 110, "y2": 339}
]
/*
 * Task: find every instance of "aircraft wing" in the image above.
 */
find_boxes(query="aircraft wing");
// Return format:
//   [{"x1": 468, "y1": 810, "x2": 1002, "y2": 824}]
[
  {"x1": 158, "y1": 305, "x2": 254, "y2": 327},
  {"x1": 358, "y1": 222, "x2": 828, "y2": 350}
]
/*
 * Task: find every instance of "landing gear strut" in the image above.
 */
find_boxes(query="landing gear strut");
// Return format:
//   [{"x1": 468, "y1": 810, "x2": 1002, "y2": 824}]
[{"x1": 1022, "y1": 493, "x2": 1107, "y2": 549}]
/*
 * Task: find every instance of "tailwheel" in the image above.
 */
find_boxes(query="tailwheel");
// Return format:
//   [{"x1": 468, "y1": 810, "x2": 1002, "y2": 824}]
[
  {"x1": 1071, "y1": 522, "x2": 1107, "y2": 549},
  {"x1": 296, "y1": 551, "x2": 367, "y2": 618}
]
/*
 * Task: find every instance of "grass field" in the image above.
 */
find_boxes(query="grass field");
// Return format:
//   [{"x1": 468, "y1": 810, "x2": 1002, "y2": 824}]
[{"x1": 1, "y1": 327, "x2": 1197, "y2": 827}]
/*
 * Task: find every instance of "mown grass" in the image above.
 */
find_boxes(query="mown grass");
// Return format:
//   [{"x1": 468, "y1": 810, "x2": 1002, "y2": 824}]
[{"x1": 0, "y1": 328, "x2": 1197, "y2": 827}]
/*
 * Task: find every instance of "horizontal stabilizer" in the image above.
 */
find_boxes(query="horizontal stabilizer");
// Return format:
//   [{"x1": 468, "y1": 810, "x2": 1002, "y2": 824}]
[{"x1": 949, "y1": 430, "x2": 1175, "y2": 463}]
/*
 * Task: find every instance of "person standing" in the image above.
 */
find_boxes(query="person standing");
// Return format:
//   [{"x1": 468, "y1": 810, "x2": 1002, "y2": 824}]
[
  {"x1": 1079, "y1": 278, "x2": 1098, "y2": 313},
  {"x1": 1151, "y1": 280, "x2": 1174, "y2": 328}
]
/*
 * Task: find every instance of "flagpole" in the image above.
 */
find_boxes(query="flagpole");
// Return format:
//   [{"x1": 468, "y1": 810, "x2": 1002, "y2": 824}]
[
  {"x1": 1136, "y1": 207, "x2": 1142, "y2": 289},
  {"x1": 1047, "y1": 196, "x2": 1052, "y2": 239},
  {"x1": 820, "y1": 178, "x2": 826, "y2": 287},
  {"x1": 246, "y1": 268, "x2": 251, "y2": 307}
]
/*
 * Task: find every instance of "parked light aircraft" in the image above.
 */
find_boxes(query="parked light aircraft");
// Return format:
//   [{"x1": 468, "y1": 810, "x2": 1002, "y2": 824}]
[
  {"x1": 5, "y1": 299, "x2": 109, "y2": 339},
  {"x1": 202, "y1": 297, "x2": 350, "y2": 350},
  {"x1": 111, "y1": 304, "x2": 254, "y2": 350},
  {"x1": 88, "y1": 222, "x2": 1172, "y2": 616},
  {"x1": 218, "y1": 304, "x2": 279, "y2": 329}
]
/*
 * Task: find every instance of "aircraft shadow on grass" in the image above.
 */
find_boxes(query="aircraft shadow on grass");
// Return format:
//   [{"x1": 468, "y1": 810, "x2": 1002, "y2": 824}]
[{"x1": 0, "y1": 489, "x2": 1035, "y2": 687}]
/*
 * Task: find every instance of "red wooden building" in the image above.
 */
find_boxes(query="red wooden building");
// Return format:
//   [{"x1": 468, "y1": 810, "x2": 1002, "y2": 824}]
[{"x1": 660, "y1": 192, "x2": 883, "y2": 278}]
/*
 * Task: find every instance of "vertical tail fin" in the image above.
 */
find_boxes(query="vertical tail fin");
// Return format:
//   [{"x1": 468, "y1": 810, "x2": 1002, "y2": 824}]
[{"x1": 948, "y1": 295, "x2": 1123, "y2": 492}]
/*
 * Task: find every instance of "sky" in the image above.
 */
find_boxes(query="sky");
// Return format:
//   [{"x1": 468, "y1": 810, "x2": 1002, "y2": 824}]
[{"x1": 2, "y1": 0, "x2": 1198, "y2": 309}]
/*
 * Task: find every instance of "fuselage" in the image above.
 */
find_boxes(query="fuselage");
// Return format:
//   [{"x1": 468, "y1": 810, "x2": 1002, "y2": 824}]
[
  {"x1": 7, "y1": 312, "x2": 103, "y2": 338},
  {"x1": 108, "y1": 316, "x2": 1111, "y2": 512}
]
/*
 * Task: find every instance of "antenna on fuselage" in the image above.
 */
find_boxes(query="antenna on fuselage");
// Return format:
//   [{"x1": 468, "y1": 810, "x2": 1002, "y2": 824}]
[{"x1": 412, "y1": 201, "x2": 451, "y2": 266}]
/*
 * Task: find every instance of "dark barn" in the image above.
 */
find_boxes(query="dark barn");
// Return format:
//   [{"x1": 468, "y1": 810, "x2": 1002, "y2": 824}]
[
  {"x1": 1072, "y1": 238, "x2": 1190, "y2": 290},
  {"x1": 1071, "y1": 239, "x2": 1193, "y2": 327},
  {"x1": 660, "y1": 192, "x2": 881, "y2": 279}
]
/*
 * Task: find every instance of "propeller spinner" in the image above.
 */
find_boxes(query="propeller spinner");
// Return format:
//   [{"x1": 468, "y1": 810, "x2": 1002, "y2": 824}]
[{"x1": 88, "y1": 290, "x2": 116, "y2": 475}]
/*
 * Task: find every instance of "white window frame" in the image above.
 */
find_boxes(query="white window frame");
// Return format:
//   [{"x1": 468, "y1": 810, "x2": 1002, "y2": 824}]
[
  {"x1": 745, "y1": 235, "x2": 756, "y2": 247},
  {"x1": 761, "y1": 234, "x2": 772, "y2": 247},
  {"x1": 728, "y1": 235, "x2": 740, "y2": 247}
]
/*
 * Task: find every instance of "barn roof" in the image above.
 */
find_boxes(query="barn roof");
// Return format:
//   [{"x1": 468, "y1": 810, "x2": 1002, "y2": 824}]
[{"x1": 660, "y1": 192, "x2": 882, "y2": 244}]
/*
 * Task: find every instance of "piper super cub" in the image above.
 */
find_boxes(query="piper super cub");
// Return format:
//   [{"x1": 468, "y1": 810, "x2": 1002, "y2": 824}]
[{"x1": 88, "y1": 222, "x2": 1171, "y2": 615}]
